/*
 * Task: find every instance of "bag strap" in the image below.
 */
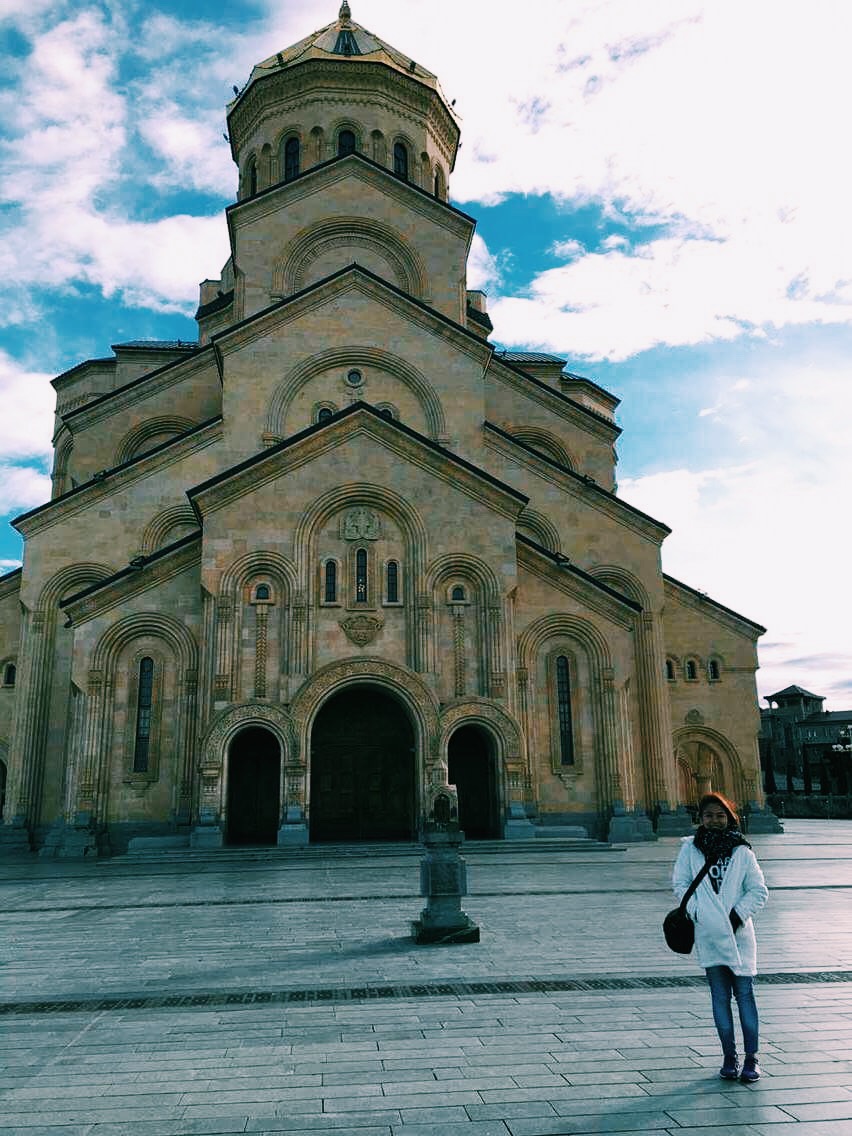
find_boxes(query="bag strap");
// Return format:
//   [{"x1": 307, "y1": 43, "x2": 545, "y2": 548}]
[{"x1": 679, "y1": 857, "x2": 712, "y2": 912}]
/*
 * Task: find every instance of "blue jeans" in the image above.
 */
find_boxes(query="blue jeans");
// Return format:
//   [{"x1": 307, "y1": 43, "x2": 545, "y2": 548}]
[{"x1": 706, "y1": 966, "x2": 759, "y2": 1056}]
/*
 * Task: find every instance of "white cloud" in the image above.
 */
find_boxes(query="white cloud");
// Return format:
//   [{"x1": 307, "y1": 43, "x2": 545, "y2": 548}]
[
  {"x1": 0, "y1": 351, "x2": 54, "y2": 461},
  {"x1": 619, "y1": 359, "x2": 852, "y2": 709},
  {"x1": 342, "y1": 0, "x2": 852, "y2": 360},
  {"x1": 0, "y1": 8, "x2": 232, "y2": 322},
  {"x1": 0, "y1": 462, "x2": 52, "y2": 514},
  {"x1": 465, "y1": 233, "x2": 501, "y2": 293}
]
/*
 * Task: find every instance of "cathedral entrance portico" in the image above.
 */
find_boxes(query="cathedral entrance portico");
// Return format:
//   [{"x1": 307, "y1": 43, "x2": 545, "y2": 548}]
[
  {"x1": 226, "y1": 727, "x2": 281, "y2": 845},
  {"x1": 447, "y1": 724, "x2": 501, "y2": 839},
  {"x1": 309, "y1": 686, "x2": 415, "y2": 842}
]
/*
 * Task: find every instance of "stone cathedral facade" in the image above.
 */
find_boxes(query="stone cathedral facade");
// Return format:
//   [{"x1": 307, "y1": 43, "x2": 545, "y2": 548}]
[{"x1": 0, "y1": 5, "x2": 780, "y2": 856}]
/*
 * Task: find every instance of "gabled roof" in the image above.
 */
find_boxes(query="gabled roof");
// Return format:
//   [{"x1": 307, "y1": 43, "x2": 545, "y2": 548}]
[
  {"x1": 517, "y1": 535, "x2": 642, "y2": 613},
  {"x1": 12, "y1": 417, "x2": 222, "y2": 532},
  {"x1": 767, "y1": 684, "x2": 824, "y2": 702},
  {"x1": 484, "y1": 423, "x2": 668, "y2": 541},
  {"x1": 664, "y1": 574, "x2": 766, "y2": 636},
  {"x1": 59, "y1": 533, "x2": 201, "y2": 626},
  {"x1": 188, "y1": 401, "x2": 528, "y2": 518}
]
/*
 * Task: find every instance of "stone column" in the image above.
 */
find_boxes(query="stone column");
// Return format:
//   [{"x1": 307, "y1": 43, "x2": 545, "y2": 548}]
[
  {"x1": 486, "y1": 602, "x2": 505, "y2": 699},
  {"x1": 452, "y1": 605, "x2": 466, "y2": 696},
  {"x1": 600, "y1": 668, "x2": 640, "y2": 842},
  {"x1": 213, "y1": 596, "x2": 233, "y2": 702},
  {"x1": 175, "y1": 669, "x2": 198, "y2": 827},
  {"x1": 638, "y1": 613, "x2": 691, "y2": 836},
  {"x1": 414, "y1": 591, "x2": 432, "y2": 673}
]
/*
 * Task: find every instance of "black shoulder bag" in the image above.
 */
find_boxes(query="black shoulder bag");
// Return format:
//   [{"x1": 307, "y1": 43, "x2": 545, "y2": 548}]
[{"x1": 663, "y1": 857, "x2": 712, "y2": 954}]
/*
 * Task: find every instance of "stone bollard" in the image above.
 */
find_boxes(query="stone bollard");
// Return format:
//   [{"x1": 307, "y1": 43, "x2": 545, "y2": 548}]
[{"x1": 411, "y1": 788, "x2": 480, "y2": 945}]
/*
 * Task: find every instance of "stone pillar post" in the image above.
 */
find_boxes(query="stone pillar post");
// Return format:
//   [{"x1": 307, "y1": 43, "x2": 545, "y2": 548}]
[
  {"x1": 639, "y1": 613, "x2": 692, "y2": 836},
  {"x1": 600, "y1": 668, "x2": 640, "y2": 842},
  {"x1": 213, "y1": 596, "x2": 232, "y2": 701},
  {"x1": 175, "y1": 669, "x2": 197, "y2": 827},
  {"x1": 414, "y1": 591, "x2": 431, "y2": 673},
  {"x1": 486, "y1": 602, "x2": 505, "y2": 699}
]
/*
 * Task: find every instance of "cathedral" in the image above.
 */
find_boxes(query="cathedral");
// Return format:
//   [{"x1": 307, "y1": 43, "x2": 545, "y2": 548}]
[{"x1": 0, "y1": 4, "x2": 780, "y2": 856}]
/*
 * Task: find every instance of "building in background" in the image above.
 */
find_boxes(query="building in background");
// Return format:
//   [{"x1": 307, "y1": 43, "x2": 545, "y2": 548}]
[
  {"x1": 761, "y1": 686, "x2": 852, "y2": 796},
  {"x1": 0, "y1": 4, "x2": 780, "y2": 856}
]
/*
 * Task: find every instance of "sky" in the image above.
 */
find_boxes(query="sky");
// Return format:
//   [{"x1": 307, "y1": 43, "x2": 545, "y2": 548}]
[{"x1": 0, "y1": 0, "x2": 850, "y2": 709}]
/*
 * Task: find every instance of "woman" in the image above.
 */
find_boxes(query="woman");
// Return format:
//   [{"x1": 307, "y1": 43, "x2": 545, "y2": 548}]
[{"x1": 672, "y1": 792, "x2": 769, "y2": 1082}]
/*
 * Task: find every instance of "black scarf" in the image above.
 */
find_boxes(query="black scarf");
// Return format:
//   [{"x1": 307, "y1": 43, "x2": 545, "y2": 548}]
[{"x1": 694, "y1": 825, "x2": 751, "y2": 862}]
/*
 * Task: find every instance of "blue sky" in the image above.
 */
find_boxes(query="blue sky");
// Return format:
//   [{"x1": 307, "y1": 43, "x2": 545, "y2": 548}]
[{"x1": 1, "y1": 0, "x2": 851, "y2": 708}]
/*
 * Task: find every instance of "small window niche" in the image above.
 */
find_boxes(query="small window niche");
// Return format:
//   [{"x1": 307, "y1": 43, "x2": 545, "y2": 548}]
[
  {"x1": 685, "y1": 658, "x2": 699, "y2": 682},
  {"x1": 2, "y1": 661, "x2": 16, "y2": 687},
  {"x1": 393, "y1": 141, "x2": 409, "y2": 180},
  {"x1": 338, "y1": 129, "x2": 357, "y2": 157},
  {"x1": 345, "y1": 545, "x2": 377, "y2": 611},
  {"x1": 126, "y1": 652, "x2": 163, "y2": 784},
  {"x1": 283, "y1": 135, "x2": 300, "y2": 182},
  {"x1": 320, "y1": 558, "x2": 341, "y2": 606},
  {"x1": 383, "y1": 559, "x2": 402, "y2": 605},
  {"x1": 251, "y1": 582, "x2": 273, "y2": 605},
  {"x1": 708, "y1": 658, "x2": 722, "y2": 682},
  {"x1": 665, "y1": 658, "x2": 676, "y2": 682}
]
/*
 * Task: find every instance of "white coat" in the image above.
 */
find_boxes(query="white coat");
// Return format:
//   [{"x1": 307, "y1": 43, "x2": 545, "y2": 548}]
[{"x1": 672, "y1": 836, "x2": 768, "y2": 976}]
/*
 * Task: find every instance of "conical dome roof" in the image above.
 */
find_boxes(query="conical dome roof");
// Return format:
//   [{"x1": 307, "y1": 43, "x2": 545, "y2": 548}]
[{"x1": 245, "y1": 3, "x2": 440, "y2": 95}]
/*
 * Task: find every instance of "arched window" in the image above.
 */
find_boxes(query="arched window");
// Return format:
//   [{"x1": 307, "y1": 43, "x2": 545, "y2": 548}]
[
  {"x1": 451, "y1": 585, "x2": 466, "y2": 602},
  {"x1": 386, "y1": 560, "x2": 399, "y2": 603},
  {"x1": 246, "y1": 156, "x2": 258, "y2": 196},
  {"x1": 708, "y1": 659, "x2": 721, "y2": 681},
  {"x1": 393, "y1": 141, "x2": 409, "y2": 180},
  {"x1": 556, "y1": 655, "x2": 574, "y2": 765},
  {"x1": 665, "y1": 659, "x2": 675, "y2": 682},
  {"x1": 685, "y1": 659, "x2": 698, "y2": 681},
  {"x1": 133, "y1": 657, "x2": 154, "y2": 774},
  {"x1": 254, "y1": 584, "x2": 270, "y2": 601},
  {"x1": 324, "y1": 560, "x2": 337, "y2": 603},
  {"x1": 2, "y1": 662, "x2": 15, "y2": 686},
  {"x1": 317, "y1": 407, "x2": 333, "y2": 424},
  {"x1": 338, "y1": 129, "x2": 356, "y2": 156},
  {"x1": 283, "y1": 135, "x2": 300, "y2": 181},
  {"x1": 355, "y1": 548, "x2": 368, "y2": 603}
]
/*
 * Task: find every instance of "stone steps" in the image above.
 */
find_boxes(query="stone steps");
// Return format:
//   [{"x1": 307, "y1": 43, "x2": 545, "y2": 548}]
[{"x1": 107, "y1": 836, "x2": 618, "y2": 864}]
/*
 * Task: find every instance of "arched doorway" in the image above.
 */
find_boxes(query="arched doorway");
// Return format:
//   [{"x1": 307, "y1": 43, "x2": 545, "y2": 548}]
[
  {"x1": 226, "y1": 727, "x2": 281, "y2": 845},
  {"x1": 309, "y1": 686, "x2": 416, "y2": 842},
  {"x1": 448, "y1": 725, "x2": 501, "y2": 839}
]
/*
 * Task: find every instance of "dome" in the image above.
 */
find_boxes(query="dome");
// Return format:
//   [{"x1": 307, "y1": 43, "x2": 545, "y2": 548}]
[{"x1": 238, "y1": 3, "x2": 444, "y2": 104}]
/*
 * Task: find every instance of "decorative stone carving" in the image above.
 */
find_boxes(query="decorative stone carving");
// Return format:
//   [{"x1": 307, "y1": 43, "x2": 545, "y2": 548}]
[
  {"x1": 685, "y1": 708, "x2": 705, "y2": 725},
  {"x1": 340, "y1": 614, "x2": 384, "y2": 645},
  {"x1": 199, "y1": 701, "x2": 295, "y2": 771},
  {"x1": 342, "y1": 507, "x2": 380, "y2": 540}
]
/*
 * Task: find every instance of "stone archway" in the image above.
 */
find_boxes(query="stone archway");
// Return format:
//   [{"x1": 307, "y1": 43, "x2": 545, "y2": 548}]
[
  {"x1": 226, "y1": 726, "x2": 281, "y2": 846},
  {"x1": 447, "y1": 724, "x2": 501, "y2": 839},
  {"x1": 309, "y1": 685, "x2": 416, "y2": 842}
]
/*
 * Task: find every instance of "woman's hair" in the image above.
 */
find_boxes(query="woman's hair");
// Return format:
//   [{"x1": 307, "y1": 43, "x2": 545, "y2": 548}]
[{"x1": 697, "y1": 792, "x2": 740, "y2": 828}]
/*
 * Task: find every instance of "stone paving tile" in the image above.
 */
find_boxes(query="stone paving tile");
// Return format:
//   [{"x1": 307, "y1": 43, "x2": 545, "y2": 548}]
[
  {"x1": 505, "y1": 1114, "x2": 675, "y2": 1134},
  {"x1": 779, "y1": 1101, "x2": 852, "y2": 1120},
  {"x1": 243, "y1": 1113, "x2": 400, "y2": 1131},
  {"x1": 389, "y1": 1123, "x2": 511, "y2": 1135},
  {"x1": 752, "y1": 1124, "x2": 852, "y2": 1135},
  {"x1": 3, "y1": 823, "x2": 852, "y2": 1135},
  {"x1": 465, "y1": 1102, "x2": 559, "y2": 1122},
  {"x1": 666, "y1": 1104, "x2": 801, "y2": 1125}
]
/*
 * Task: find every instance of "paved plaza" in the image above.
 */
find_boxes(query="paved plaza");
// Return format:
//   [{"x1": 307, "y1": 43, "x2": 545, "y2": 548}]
[{"x1": 2, "y1": 820, "x2": 851, "y2": 1136}]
